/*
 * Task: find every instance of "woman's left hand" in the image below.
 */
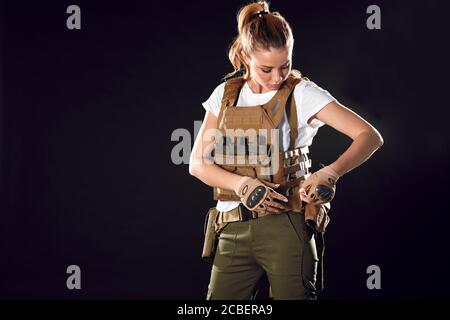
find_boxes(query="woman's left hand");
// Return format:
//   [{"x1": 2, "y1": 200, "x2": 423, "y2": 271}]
[{"x1": 299, "y1": 166, "x2": 340, "y2": 204}]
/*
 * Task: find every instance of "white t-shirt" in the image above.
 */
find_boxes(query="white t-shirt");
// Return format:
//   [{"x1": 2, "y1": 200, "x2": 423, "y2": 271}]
[{"x1": 202, "y1": 79, "x2": 337, "y2": 212}]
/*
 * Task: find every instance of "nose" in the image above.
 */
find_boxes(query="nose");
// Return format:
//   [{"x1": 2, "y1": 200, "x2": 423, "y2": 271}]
[{"x1": 272, "y1": 71, "x2": 283, "y2": 84}]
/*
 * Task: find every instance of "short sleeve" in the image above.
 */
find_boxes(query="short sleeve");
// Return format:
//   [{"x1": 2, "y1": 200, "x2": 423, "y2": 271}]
[
  {"x1": 201, "y1": 83, "x2": 226, "y2": 118},
  {"x1": 295, "y1": 80, "x2": 336, "y2": 128}
]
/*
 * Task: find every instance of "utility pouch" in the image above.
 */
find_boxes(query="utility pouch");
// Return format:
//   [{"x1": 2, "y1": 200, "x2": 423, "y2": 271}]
[
  {"x1": 303, "y1": 201, "x2": 331, "y2": 291},
  {"x1": 304, "y1": 202, "x2": 331, "y2": 233},
  {"x1": 201, "y1": 207, "x2": 220, "y2": 263}
]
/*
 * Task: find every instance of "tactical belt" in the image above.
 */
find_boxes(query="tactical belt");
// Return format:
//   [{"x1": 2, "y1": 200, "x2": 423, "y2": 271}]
[{"x1": 216, "y1": 203, "x2": 305, "y2": 228}]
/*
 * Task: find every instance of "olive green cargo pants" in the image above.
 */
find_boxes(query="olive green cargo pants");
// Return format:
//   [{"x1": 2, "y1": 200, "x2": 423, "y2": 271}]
[{"x1": 207, "y1": 211, "x2": 318, "y2": 300}]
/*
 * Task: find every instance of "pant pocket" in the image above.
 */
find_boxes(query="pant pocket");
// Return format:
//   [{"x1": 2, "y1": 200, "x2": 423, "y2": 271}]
[{"x1": 213, "y1": 223, "x2": 238, "y2": 270}]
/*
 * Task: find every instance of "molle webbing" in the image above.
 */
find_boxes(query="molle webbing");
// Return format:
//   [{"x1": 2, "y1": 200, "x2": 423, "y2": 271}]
[{"x1": 213, "y1": 76, "x2": 311, "y2": 208}]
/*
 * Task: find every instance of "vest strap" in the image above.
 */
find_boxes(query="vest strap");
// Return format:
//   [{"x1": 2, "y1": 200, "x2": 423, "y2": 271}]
[{"x1": 217, "y1": 78, "x2": 245, "y2": 128}]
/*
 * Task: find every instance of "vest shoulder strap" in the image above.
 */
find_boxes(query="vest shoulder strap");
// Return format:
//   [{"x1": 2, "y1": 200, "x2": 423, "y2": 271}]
[
  {"x1": 286, "y1": 88, "x2": 299, "y2": 149},
  {"x1": 268, "y1": 75, "x2": 302, "y2": 129},
  {"x1": 217, "y1": 77, "x2": 245, "y2": 128},
  {"x1": 285, "y1": 75, "x2": 309, "y2": 149},
  {"x1": 285, "y1": 75, "x2": 302, "y2": 90}
]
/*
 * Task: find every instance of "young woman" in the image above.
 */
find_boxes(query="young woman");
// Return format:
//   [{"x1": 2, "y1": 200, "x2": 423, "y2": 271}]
[{"x1": 189, "y1": 1, "x2": 383, "y2": 300}]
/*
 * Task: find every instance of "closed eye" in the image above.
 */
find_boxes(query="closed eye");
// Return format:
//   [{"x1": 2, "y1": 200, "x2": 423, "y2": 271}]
[{"x1": 261, "y1": 65, "x2": 291, "y2": 73}]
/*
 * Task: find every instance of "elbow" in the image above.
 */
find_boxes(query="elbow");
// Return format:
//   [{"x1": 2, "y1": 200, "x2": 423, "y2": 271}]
[
  {"x1": 375, "y1": 131, "x2": 384, "y2": 148},
  {"x1": 189, "y1": 153, "x2": 199, "y2": 177},
  {"x1": 189, "y1": 163, "x2": 199, "y2": 177},
  {"x1": 361, "y1": 129, "x2": 384, "y2": 148},
  {"x1": 190, "y1": 153, "x2": 215, "y2": 177},
  {"x1": 189, "y1": 158, "x2": 205, "y2": 178}
]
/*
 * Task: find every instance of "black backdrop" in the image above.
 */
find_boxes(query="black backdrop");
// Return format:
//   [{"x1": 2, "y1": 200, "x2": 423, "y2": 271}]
[{"x1": 1, "y1": 0, "x2": 449, "y2": 299}]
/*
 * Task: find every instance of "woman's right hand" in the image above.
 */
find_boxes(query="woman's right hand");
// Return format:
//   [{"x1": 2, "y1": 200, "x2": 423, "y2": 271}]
[{"x1": 234, "y1": 176, "x2": 289, "y2": 215}]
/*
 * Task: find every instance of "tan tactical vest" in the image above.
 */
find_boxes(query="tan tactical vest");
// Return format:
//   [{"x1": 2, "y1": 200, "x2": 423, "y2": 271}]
[{"x1": 212, "y1": 75, "x2": 312, "y2": 212}]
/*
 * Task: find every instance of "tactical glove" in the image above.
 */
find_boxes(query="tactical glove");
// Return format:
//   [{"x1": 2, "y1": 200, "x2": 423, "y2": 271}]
[
  {"x1": 299, "y1": 166, "x2": 340, "y2": 205},
  {"x1": 235, "y1": 177, "x2": 288, "y2": 215}
]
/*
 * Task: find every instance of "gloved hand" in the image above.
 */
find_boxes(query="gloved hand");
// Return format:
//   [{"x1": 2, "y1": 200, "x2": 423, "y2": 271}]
[
  {"x1": 234, "y1": 177, "x2": 289, "y2": 215},
  {"x1": 299, "y1": 165, "x2": 340, "y2": 205}
]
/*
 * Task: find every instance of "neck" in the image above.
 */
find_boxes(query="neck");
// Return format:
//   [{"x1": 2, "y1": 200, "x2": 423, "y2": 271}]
[{"x1": 248, "y1": 79, "x2": 269, "y2": 94}]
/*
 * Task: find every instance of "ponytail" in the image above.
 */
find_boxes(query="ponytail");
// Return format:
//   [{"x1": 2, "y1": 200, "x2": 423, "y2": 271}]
[{"x1": 225, "y1": 1, "x2": 297, "y2": 80}]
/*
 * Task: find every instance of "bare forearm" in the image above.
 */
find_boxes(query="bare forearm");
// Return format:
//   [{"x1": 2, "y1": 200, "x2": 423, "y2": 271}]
[
  {"x1": 190, "y1": 161, "x2": 244, "y2": 192},
  {"x1": 329, "y1": 130, "x2": 383, "y2": 177}
]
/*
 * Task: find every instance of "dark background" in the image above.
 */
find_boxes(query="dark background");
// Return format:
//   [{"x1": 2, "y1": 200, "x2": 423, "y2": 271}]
[{"x1": 0, "y1": 0, "x2": 449, "y2": 299}]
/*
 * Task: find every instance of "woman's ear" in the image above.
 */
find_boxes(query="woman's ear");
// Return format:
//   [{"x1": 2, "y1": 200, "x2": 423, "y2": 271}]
[
  {"x1": 240, "y1": 50, "x2": 251, "y2": 79},
  {"x1": 240, "y1": 50, "x2": 250, "y2": 66}
]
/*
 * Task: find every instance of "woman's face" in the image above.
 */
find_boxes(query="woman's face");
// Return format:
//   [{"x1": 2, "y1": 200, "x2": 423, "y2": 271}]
[{"x1": 242, "y1": 46, "x2": 292, "y2": 93}]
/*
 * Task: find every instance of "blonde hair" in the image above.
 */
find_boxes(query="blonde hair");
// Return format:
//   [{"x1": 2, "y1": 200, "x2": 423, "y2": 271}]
[{"x1": 225, "y1": 1, "x2": 302, "y2": 80}]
